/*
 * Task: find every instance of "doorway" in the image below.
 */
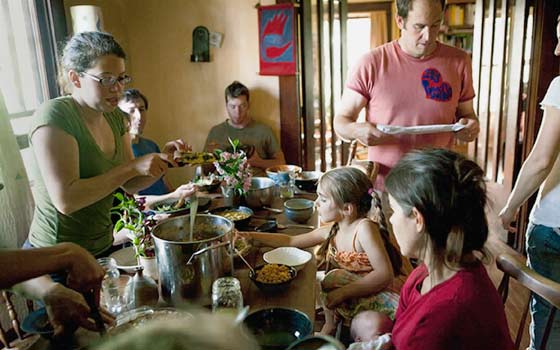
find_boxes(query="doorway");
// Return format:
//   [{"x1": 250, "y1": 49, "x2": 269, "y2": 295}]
[{"x1": 300, "y1": 0, "x2": 394, "y2": 171}]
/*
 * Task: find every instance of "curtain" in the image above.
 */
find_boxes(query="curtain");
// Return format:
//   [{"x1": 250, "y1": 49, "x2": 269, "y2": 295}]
[
  {"x1": 370, "y1": 11, "x2": 388, "y2": 49},
  {"x1": 0, "y1": 92, "x2": 34, "y2": 249}
]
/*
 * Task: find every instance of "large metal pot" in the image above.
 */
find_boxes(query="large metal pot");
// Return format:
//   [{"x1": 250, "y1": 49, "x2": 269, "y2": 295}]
[
  {"x1": 244, "y1": 177, "x2": 275, "y2": 208},
  {"x1": 152, "y1": 214, "x2": 234, "y2": 306}
]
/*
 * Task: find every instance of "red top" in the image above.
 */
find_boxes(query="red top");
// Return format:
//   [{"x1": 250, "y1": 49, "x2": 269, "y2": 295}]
[
  {"x1": 392, "y1": 262, "x2": 514, "y2": 350},
  {"x1": 345, "y1": 41, "x2": 475, "y2": 190}
]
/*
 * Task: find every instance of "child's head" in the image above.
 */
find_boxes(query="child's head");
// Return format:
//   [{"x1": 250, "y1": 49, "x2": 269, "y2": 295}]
[
  {"x1": 385, "y1": 149, "x2": 489, "y2": 268},
  {"x1": 316, "y1": 166, "x2": 373, "y2": 219},
  {"x1": 317, "y1": 166, "x2": 403, "y2": 275},
  {"x1": 350, "y1": 311, "x2": 393, "y2": 342}
]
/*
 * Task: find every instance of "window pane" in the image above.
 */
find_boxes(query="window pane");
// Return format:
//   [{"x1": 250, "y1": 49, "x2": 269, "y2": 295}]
[{"x1": 0, "y1": 0, "x2": 47, "y2": 116}]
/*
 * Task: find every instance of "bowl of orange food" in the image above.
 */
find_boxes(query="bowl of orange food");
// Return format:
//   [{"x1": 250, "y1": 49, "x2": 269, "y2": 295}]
[{"x1": 249, "y1": 263, "x2": 297, "y2": 294}]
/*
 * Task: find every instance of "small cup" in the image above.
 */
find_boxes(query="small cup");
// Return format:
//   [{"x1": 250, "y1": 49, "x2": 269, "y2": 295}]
[
  {"x1": 279, "y1": 180, "x2": 294, "y2": 199},
  {"x1": 284, "y1": 198, "x2": 315, "y2": 223}
]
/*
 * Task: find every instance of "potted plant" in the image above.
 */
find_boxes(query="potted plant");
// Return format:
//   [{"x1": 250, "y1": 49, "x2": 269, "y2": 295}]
[
  {"x1": 112, "y1": 193, "x2": 158, "y2": 279},
  {"x1": 213, "y1": 138, "x2": 253, "y2": 206}
]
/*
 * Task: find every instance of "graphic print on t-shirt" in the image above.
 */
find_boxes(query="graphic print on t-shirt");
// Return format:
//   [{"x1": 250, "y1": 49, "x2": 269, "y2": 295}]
[{"x1": 421, "y1": 68, "x2": 452, "y2": 102}]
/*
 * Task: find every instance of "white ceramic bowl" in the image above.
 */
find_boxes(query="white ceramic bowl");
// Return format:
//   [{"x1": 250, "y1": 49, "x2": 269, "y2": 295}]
[{"x1": 263, "y1": 247, "x2": 312, "y2": 271}]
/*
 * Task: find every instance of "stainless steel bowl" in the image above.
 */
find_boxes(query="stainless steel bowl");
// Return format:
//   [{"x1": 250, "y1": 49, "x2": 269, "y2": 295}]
[{"x1": 244, "y1": 177, "x2": 275, "y2": 208}]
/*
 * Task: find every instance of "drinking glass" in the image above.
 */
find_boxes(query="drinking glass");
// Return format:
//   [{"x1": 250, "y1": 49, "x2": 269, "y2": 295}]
[
  {"x1": 279, "y1": 171, "x2": 295, "y2": 199},
  {"x1": 108, "y1": 275, "x2": 131, "y2": 314},
  {"x1": 212, "y1": 277, "x2": 243, "y2": 315}
]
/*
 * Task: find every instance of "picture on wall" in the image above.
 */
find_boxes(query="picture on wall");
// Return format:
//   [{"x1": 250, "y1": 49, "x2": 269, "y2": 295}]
[{"x1": 258, "y1": 3, "x2": 296, "y2": 76}]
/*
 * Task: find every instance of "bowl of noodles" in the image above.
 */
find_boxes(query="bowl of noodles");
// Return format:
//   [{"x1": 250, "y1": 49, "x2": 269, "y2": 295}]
[
  {"x1": 211, "y1": 206, "x2": 253, "y2": 229},
  {"x1": 249, "y1": 263, "x2": 297, "y2": 294}
]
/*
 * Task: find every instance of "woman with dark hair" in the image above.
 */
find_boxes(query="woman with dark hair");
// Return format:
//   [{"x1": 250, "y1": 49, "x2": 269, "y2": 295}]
[
  {"x1": 26, "y1": 31, "x2": 184, "y2": 257},
  {"x1": 383, "y1": 149, "x2": 513, "y2": 349}
]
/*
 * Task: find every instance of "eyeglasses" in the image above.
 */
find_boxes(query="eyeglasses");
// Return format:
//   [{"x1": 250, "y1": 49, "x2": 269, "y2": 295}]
[{"x1": 81, "y1": 72, "x2": 132, "y2": 87}]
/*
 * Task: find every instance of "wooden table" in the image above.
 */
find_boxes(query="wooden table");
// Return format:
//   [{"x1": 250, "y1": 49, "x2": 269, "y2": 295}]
[
  {"x1": 223, "y1": 190, "x2": 319, "y2": 323},
  {"x1": 30, "y1": 190, "x2": 319, "y2": 349},
  {"x1": 235, "y1": 246, "x2": 317, "y2": 324}
]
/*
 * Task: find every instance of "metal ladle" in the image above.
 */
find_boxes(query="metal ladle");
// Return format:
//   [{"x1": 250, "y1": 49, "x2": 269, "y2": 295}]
[
  {"x1": 255, "y1": 220, "x2": 314, "y2": 232},
  {"x1": 234, "y1": 247, "x2": 255, "y2": 275},
  {"x1": 188, "y1": 194, "x2": 198, "y2": 241}
]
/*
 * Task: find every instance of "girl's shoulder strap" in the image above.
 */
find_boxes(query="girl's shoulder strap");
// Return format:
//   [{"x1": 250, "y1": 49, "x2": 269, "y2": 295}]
[{"x1": 352, "y1": 218, "x2": 374, "y2": 252}]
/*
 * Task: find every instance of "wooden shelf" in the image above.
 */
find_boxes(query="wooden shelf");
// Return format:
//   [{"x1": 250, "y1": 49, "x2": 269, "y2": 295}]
[
  {"x1": 449, "y1": 25, "x2": 474, "y2": 30},
  {"x1": 440, "y1": 25, "x2": 474, "y2": 35},
  {"x1": 447, "y1": 25, "x2": 474, "y2": 34}
]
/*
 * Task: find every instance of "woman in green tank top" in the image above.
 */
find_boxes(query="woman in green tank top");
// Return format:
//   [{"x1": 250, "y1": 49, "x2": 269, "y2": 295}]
[{"x1": 27, "y1": 31, "x2": 185, "y2": 257}]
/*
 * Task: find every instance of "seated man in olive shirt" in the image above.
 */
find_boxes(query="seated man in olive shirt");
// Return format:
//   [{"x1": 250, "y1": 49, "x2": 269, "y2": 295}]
[{"x1": 204, "y1": 81, "x2": 285, "y2": 176}]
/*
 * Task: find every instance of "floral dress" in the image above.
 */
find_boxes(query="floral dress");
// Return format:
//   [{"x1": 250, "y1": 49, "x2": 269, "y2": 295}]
[{"x1": 321, "y1": 219, "x2": 400, "y2": 322}]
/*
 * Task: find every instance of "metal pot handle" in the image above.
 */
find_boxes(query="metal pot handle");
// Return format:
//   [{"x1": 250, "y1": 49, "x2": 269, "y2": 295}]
[{"x1": 186, "y1": 240, "x2": 231, "y2": 265}]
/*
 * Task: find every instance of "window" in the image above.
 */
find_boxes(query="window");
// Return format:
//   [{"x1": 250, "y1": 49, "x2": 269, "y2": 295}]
[
  {"x1": 0, "y1": 0, "x2": 65, "y2": 177},
  {"x1": 1, "y1": 0, "x2": 50, "y2": 144}
]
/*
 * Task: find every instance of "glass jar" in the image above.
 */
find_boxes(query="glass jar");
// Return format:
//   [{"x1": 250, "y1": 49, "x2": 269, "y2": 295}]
[
  {"x1": 97, "y1": 257, "x2": 125, "y2": 314},
  {"x1": 211, "y1": 277, "x2": 243, "y2": 315}
]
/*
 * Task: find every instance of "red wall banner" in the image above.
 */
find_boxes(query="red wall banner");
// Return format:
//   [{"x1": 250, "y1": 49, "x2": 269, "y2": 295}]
[{"x1": 258, "y1": 3, "x2": 296, "y2": 76}]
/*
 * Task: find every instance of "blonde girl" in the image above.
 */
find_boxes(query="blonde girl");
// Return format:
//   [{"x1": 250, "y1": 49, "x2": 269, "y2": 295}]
[{"x1": 241, "y1": 166, "x2": 402, "y2": 335}]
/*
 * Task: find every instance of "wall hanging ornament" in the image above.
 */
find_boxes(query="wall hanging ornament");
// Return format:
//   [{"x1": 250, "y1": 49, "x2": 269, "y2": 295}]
[
  {"x1": 258, "y1": 3, "x2": 296, "y2": 75},
  {"x1": 191, "y1": 26, "x2": 210, "y2": 62}
]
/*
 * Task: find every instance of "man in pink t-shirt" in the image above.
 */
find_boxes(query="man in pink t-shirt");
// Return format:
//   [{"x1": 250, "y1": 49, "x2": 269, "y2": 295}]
[{"x1": 334, "y1": 0, "x2": 479, "y2": 189}]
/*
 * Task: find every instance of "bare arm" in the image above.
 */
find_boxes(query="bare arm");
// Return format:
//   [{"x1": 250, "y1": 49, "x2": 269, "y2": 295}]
[
  {"x1": 242, "y1": 225, "x2": 331, "y2": 249},
  {"x1": 499, "y1": 105, "x2": 560, "y2": 227},
  {"x1": 0, "y1": 243, "x2": 103, "y2": 291},
  {"x1": 120, "y1": 133, "x2": 177, "y2": 194},
  {"x1": 142, "y1": 183, "x2": 197, "y2": 208},
  {"x1": 32, "y1": 126, "x2": 173, "y2": 214},
  {"x1": 454, "y1": 99, "x2": 480, "y2": 142},
  {"x1": 326, "y1": 221, "x2": 394, "y2": 307},
  {"x1": 13, "y1": 277, "x2": 114, "y2": 336},
  {"x1": 334, "y1": 89, "x2": 394, "y2": 146}
]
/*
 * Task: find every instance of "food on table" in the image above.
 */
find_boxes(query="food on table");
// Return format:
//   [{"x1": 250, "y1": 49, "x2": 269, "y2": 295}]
[
  {"x1": 194, "y1": 175, "x2": 217, "y2": 186},
  {"x1": 166, "y1": 222, "x2": 230, "y2": 243},
  {"x1": 255, "y1": 264, "x2": 292, "y2": 284},
  {"x1": 219, "y1": 210, "x2": 251, "y2": 221},
  {"x1": 175, "y1": 151, "x2": 216, "y2": 166},
  {"x1": 154, "y1": 200, "x2": 190, "y2": 212},
  {"x1": 110, "y1": 309, "x2": 184, "y2": 336},
  {"x1": 234, "y1": 237, "x2": 248, "y2": 251}
]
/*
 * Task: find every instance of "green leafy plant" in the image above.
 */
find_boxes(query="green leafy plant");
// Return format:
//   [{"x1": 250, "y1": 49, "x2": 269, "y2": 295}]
[{"x1": 112, "y1": 193, "x2": 156, "y2": 258}]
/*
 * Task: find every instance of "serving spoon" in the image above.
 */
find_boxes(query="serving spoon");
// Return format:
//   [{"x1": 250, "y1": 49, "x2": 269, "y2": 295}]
[
  {"x1": 234, "y1": 247, "x2": 255, "y2": 275},
  {"x1": 189, "y1": 194, "x2": 198, "y2": 241},
  {"x1": 255, "y1": 220, "x2": 314, "y2": 232}
]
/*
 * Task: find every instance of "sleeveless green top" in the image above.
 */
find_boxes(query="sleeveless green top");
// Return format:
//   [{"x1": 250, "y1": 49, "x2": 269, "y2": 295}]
[{"x1": 28, "y1": 96, "x2": 127, "y2": 256}]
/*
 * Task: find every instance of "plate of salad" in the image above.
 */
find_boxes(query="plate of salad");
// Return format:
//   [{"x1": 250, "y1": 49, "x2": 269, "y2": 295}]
[{"x1": 150, "y1": 196, "x2": 211, "y2": 215}]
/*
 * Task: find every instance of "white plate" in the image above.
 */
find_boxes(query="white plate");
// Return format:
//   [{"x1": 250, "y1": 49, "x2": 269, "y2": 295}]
[
  {"x1": 109, "y1": 246, "x2": 141, "y2": 272},
  {"x1": 263, "y1": 247, "x2": 312, "y2": 271},
  {"x1": 376, "y1": 122, "x2": 465, "y2": 135}
]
